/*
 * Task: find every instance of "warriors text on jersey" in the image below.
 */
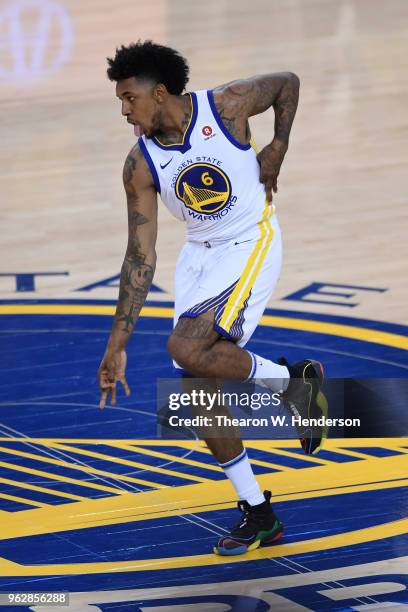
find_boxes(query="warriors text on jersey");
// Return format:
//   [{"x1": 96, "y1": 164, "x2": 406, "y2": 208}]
[{"x1": 138, "y1": 89, "x2": 273, "y2": 242}]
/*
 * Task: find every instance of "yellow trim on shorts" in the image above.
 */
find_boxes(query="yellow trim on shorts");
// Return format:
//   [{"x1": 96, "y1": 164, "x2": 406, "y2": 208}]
[{"x1": 219, "y1": 202, "x2": 274, "y2": 332}]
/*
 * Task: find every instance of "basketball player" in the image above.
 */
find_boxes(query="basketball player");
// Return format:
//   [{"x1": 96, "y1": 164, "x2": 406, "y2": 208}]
[{"x1": 98, "y1": 41, "x2": 328, "y2": 555}]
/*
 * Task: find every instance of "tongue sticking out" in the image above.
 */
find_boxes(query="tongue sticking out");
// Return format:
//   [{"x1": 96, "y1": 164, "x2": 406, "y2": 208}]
[{"x1": 133, "y1": 124, "x2": 142, "y2": 137}]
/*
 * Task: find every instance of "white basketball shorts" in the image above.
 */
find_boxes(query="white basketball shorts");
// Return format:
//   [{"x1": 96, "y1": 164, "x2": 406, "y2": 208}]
[{"x1": 173, "y1": 212, "x2": 282, "y2": 367}]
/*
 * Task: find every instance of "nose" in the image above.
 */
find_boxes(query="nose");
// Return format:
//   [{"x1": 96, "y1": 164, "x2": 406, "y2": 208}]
[{"x1": 121, "y1": 101, "x2": 130, "y2": 116}]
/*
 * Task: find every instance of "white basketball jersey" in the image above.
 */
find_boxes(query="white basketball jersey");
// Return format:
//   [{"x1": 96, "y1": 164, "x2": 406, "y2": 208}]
[{"x1": 139, "y1": 89, "x2": 272, "y2": 242}]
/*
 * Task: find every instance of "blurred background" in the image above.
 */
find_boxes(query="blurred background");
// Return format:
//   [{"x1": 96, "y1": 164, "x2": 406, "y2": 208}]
[{"x1": 1, "y1": 0, "x2": 407, "y2": 324}]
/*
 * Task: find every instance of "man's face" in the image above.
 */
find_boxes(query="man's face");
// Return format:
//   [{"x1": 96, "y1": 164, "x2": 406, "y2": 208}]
[{"x1": 116, "y1": 77, "x2": 162, "y2": 138}]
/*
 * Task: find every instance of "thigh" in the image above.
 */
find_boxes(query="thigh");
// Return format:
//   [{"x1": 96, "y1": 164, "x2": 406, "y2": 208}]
[
  {"x1": 170, "y1": 309, "x2": 222, "y2": 370},
  {"x1": 172, "y1": 309, "x2": 220, "y2": 346}
]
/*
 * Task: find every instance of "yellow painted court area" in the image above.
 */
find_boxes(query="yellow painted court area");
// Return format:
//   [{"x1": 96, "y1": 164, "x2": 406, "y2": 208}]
[
  {"x1": 1, "y1": 304, "x2": 407, "y2": 350},
  {"x1": 0, "y1": 438, "x2": 406, "y2": 576},
  {"x1": 0, "y1": 518, "x2": 406, "y2": 576},
  {"x1": 2, "y1": 453, "x2": 406, "y2": 539}
]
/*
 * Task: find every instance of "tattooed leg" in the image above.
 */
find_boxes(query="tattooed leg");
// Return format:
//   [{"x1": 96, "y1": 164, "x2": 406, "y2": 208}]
[
  {"x1": 168, "y1": 312, "x2": 244, "y2": 462},
  {"x1": 167, "y1": 310, "x2": 252, "y2": 379},
  {"x1": 181, "y1": 375, "x2": 244, "y2": 464}
]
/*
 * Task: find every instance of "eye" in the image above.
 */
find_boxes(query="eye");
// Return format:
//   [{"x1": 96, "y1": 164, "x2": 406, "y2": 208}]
[{"x1": 128, "y1": 96, "x2": 135, "y2": 102}]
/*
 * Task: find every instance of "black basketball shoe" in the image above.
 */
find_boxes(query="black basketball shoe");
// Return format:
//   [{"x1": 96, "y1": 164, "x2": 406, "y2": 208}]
[
  {"x1": 214, "y1": 491, "x2": 283, "y2": 556},
  {"x1": 279, "y1": 358, "x2": 328, "y2": 455}
]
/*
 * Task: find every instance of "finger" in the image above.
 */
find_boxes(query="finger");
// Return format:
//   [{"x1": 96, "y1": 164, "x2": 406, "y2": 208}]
[
  {"x1": 120, "y1": 377, "x2": 131, "y2": 397},
  {"x1": 99, "y1": 389, "x2": 108, "y2": 410},
  {"x1": 99, "y1": 376, "x2": 109, "y2": 391},
  {"x1": 272, "y1": 176, "x2": 278, "y2": 193},
  {"x1": 264, "y1": 182, "x2": 273, "y2": 202},
  {"x1": 110, "y1": 383, "x2": 117, "y2": 406},
  {"x1": 110, "y1": 383, "x2": 116, "y2": 406}
]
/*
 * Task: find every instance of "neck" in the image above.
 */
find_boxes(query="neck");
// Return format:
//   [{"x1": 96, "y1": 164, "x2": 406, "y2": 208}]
[{"x1": 156, "y1": 94, "x2": 192, "y2": 144}]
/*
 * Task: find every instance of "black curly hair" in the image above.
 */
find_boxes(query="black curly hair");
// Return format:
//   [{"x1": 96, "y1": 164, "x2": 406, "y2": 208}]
[{"x1": 106, "y1": 40, "x2": 189, "y2": 95}]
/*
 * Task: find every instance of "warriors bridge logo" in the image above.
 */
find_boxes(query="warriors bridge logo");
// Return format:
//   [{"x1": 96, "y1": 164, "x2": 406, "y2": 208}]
[{"x1": 175, "y1": 163, "x2": 232, "y2": 218}]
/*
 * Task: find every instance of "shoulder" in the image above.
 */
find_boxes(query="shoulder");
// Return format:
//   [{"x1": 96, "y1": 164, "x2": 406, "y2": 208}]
[
  {"x1": 209, "y1": 80, "x2": 252, "y2": 144},
  {"x1": 212, "y1": 78, "x2": 254, "y2": 115},
  {"x1": 123, "y1": 142, "x2": 155, "y2": 191},
  {"x1": 124, "y1": 141, "x2": 145, "y2": 172}
]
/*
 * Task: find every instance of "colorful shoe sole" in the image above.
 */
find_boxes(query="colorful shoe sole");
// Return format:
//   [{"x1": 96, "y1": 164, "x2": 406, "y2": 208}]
[{"x1": 214, "y1": 524, "x2": 284, "y2": 556}]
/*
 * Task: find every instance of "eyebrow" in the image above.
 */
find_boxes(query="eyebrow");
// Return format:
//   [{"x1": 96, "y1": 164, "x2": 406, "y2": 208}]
[{"x1": 117, "y1": 91, "x2": 136, "y2": 99}]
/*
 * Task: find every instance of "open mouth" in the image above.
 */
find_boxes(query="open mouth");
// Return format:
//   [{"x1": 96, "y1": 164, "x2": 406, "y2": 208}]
[
  {"x1": 133, "y1": 124, "x2": 143, "y2": 137},
  {"x1": 127, "y1": 118, "x2": 143, "y2": 137}
]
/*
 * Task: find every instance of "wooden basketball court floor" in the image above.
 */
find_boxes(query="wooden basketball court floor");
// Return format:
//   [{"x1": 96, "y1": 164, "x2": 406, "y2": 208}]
[{"x1": 1, "y1": 0, "x2": 407, "y2": 609}]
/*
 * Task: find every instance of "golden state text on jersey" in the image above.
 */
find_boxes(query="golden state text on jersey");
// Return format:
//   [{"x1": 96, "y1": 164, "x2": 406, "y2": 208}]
[{"x1": 139, "y1": 89, "x2": 272, "y2": 242}]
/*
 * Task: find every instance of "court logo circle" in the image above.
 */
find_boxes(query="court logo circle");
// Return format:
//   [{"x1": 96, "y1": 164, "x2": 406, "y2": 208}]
[{"x1": 175, "y1": 163, "x2": 231, "y2": 215}]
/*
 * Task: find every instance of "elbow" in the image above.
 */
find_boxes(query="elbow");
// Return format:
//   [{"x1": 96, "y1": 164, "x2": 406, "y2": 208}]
[
  {"x1": 143, "y1": 248, "x2": 158, "y2": 267},
  {"x1": 286, "y1": 72, "x2": 300, "y2": 91},
  {"x1": 144, "y1": 248, "x2": 157, "y2": 273}
]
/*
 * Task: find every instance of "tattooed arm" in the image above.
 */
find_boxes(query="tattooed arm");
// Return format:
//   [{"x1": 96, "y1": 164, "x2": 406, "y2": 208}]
[
  {"x1": 213, "y1": 73, "x2": 300, "y2": 201},
  {"x1": 109, "y1": 144, "x2": 157, "y2": 346},
  {"x1": 98, "y1": 144, "x2": 158, "y2": 408}
]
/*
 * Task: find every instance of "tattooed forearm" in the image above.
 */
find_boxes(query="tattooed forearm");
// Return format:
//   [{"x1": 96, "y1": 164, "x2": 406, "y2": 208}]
[
  {"x1": 272, "y1": 74, "x2": 300, "y2": 145},
  {"x1": 116, "y1": 171, "x2": 155, "y2": 334},
  {"x1": 108, "y1": 145, "x2": 158, "y2": 345},
  {"x1": 115, "y1": 254, "x2": 155, "y2": 334}
]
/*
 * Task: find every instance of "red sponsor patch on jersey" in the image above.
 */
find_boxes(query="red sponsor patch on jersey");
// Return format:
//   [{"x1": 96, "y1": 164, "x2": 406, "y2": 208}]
[{"x1": 202, "y1": 125, "x2": 213, "y2": 136}]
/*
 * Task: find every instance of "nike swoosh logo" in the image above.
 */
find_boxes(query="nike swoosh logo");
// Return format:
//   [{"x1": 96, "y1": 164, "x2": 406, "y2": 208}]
[
  {"x1": 160, "y1": 158, "x2": 173, "y2": 170},
  {"x1": 234, "y1": 238, "x2": 254, "y2": 245}
]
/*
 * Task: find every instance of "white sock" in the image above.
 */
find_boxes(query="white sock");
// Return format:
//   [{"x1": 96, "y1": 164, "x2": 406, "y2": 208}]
[
  {"x1": 219, "y1": 449, "x2": 265, "y2": 506},
  {"x1": 246, "y1": 351, "x2": 290, "y2": 393}
]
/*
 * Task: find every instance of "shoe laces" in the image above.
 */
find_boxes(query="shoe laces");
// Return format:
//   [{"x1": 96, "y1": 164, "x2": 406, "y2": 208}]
[
  {"x1": 229, "y1": 501, "x2": 260, "y2": 535},
  {"x1": 230, "y1": 493, "x2": 272, "y2": 535}
]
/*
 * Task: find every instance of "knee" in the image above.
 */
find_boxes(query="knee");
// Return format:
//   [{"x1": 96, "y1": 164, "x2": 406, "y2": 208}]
[{"x1": 167, "y1": 333, "x2": 199, "y2": 372}]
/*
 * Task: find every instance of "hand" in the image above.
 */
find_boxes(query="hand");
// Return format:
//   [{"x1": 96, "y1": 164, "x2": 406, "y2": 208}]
[
  {"x1": 98, "y1": 349, "x2": 131, "y2": 409},
  {"x1": 256, "y1": 140, "x2": 288, "y2": 202}
]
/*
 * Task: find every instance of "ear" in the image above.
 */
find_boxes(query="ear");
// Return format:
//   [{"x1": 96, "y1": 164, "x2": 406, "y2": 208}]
[{"x1": 153, "y1": 83, "x2": 167, "y2": 103}]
